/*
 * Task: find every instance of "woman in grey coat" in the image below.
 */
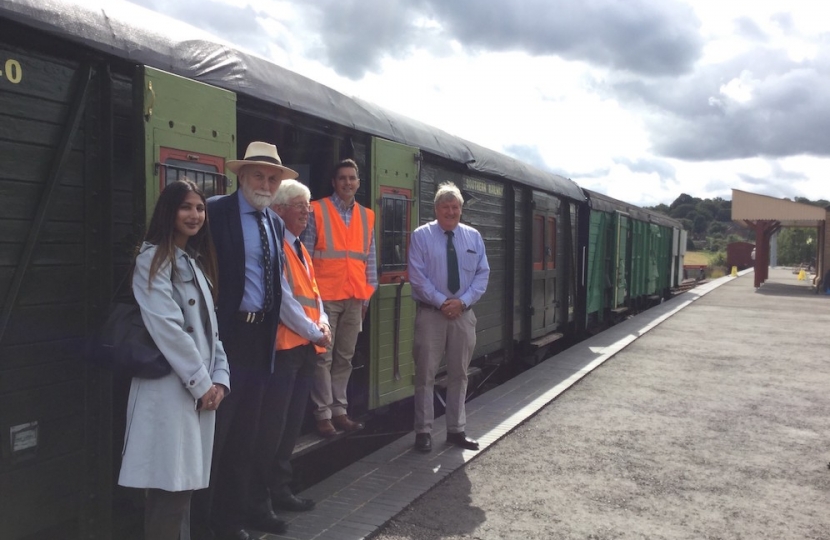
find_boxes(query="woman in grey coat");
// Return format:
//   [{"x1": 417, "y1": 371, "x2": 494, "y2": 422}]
[{"x1": 118, "y1": 180, "x2": 230, "y2": 540}]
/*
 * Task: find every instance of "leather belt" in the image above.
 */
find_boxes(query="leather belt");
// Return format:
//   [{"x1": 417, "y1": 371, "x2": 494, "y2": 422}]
[{"x1": 236, "y1": 310, "x2": 267, "y2": 324}]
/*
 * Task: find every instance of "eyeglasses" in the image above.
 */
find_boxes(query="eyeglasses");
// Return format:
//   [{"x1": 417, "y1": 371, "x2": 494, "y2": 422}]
[{"x1": 283, "y1": 202, "x2": 312, "y2": 211}]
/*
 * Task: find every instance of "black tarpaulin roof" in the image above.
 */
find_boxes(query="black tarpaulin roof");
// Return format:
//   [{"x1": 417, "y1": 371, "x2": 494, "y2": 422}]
[
  {"x1": 584, "y1": 189, "x2": 683, "y2": 229},
  {"x1": 1, "y1": 0, "x2": 586, "y2": 202}
]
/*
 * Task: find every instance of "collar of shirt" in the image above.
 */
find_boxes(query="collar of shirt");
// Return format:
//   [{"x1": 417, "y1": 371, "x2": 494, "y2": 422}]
[
  {"x1": 431, "y1": 221, "x2": 460, "y2": 240},
  {"x1": 237, "y1": 190, "x2": 259, "y2": 216},
  {"x1": 435, "y1": 223, "x2": 457, "y2": 235},
  {"x1": 236, "y1": 190, "x2": 278, "y2": 313},
  {"x1": 284, "y1": 229, "x2": 299, "y2": 244},
  {"x1": 330, "y1": 194, "x2": 355, "y2": 212}
]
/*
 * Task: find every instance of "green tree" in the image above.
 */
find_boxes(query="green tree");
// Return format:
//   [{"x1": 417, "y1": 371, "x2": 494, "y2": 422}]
[
  {"x1": 670, "y1": 203, "x2": 697, "y2": 220},
  {"x1": 777, "y1": 228, "x2": 817, "y2": 266},
  {"x1": 708, "y1": 221, "x2": 727, "y2": 235},
  {"x1": 692, "y1": 214, "x2": 708, "y2": 235},
  {"x1": 669, "y1": 193, "x2": 697, "y2": 211},
  {"x1": 650, "y1": 203, "x2": 670, "y2": 215}
]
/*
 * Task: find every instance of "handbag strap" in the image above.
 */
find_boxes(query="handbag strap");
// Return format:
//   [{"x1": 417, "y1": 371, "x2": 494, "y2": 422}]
[
  {"x1": 111, "y1": 254, "x2": 175, "y2": 304},
  {"x1": 111, "y1": 263, "x2": 136, "y2": 304}
]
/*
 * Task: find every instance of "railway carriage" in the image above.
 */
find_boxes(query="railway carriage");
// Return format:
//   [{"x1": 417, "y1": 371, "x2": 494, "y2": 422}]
[
  {"x1": 580, "y1": 189, "x2": 686, "y2": 330},
  {"x1": 0, "y1": 1, "x2": 682, "y2": 538}
]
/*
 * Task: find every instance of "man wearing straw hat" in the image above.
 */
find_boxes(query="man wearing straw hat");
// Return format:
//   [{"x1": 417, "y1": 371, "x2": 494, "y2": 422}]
[{"x1": 192, "y1": 142, "x2": 295, "y2": 540}]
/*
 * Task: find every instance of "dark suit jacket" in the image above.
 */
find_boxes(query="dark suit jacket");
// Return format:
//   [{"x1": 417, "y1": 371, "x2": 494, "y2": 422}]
[{"x1": 208, "y1": 190, "x2": 284, "y2": 367}]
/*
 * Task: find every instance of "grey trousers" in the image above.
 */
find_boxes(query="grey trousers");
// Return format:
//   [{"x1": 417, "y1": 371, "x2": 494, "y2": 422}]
[
  {"x1": 413, "y1": 307, "x2": 476, "y2": 434},
  {"x1": 311, "y1": 298, "x2": 363, "y2": 420}
]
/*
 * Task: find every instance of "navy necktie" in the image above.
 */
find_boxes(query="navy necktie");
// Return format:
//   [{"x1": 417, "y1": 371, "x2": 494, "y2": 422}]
[
  {"x1": 446, "y1": 230, "x2": 460, "y2": 293},
  {"x1": 294, "y1": 238, "x2": 305, "y2": 266},
  {"x1": 256, "y1": 212, "x2": 273, "y2": 312}
]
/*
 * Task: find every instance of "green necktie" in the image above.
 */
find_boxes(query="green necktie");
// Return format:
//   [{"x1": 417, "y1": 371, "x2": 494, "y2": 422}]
[{"x1": 446, "y1": 230, "x2": 460, "y2": 293}]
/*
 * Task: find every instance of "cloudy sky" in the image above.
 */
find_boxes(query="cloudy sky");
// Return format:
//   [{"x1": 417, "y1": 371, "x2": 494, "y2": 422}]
[{"x1": 125, "y1": 0, "x2": 829, "y2": 207}]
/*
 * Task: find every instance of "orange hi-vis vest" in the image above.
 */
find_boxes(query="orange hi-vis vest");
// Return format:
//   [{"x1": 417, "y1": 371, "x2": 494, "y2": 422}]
[
  {"x1": 310, "y1": 197, "x2": 375, "y2": 301},
  {"x1": 277, "y1": 239, "x2": 326, "y2": 354}
]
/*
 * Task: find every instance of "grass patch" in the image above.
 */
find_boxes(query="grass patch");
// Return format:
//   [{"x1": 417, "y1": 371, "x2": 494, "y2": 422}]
[
  {"x1": 710, "y1": 268, "x2": 726, "y2": 279},
  {"x1": 684, "y1": 251, "x2": 711, "y2": 266}
]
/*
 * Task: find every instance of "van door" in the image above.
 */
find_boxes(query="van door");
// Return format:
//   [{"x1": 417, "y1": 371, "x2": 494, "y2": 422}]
[
  {"x1": 370, "y1": 138, "x2": 419, "y2": 408},
  {"x1": 141, "y1": 66, "x2": 236, "y2": 219},
  {"x1": 530, "y1": 194, "x2": 560, "y2": 338},
  {"x1": 614, "y1": 212, "x2": 630, "y2": 309}
]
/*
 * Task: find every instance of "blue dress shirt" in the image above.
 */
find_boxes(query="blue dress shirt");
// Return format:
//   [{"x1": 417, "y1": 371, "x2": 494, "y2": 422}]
[
  {"x1": 408, "y1": 221, "x2": 490, "y2": 309},
  {"x1": 238, "y1": 194, "x2": 278, "y2": 313}
]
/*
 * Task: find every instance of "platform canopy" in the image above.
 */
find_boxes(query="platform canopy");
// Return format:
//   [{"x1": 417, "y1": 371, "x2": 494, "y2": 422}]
[
  {"x1": 732, "y1": 189, "x2": 826, "y2": 226},
  {"x1": 731, "y1": 189, "x2": 828, "y2": 288}
]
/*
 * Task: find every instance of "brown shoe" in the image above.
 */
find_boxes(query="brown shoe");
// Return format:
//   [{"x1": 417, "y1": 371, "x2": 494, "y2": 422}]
[
  {"x1": 331, "y1": 414, "x2": 364, "y2": 432},
  {"x1": 316, "y1": 418, "x2": 336, "y2": 438}
]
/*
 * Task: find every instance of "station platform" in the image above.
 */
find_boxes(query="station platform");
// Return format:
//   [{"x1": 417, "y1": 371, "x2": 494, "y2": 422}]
[{"x1": 261, "y1": 268, "x2": 830, "y2": 539}]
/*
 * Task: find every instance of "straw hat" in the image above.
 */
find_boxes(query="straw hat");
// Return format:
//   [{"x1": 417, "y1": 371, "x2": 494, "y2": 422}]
[{"x1": 226, "y1": 141, "x2": 299, "y2": 179}]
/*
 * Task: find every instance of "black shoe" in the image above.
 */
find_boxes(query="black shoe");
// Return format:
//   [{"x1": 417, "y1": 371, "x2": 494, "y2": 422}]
[
  {"x1": 215, "y1": 529, "x2": 251, "y2": 540},
  {"x1": 446, "y1": 431, "x2": 479, "y2": 450},
  {"x1": 414, "y1": 433, "x2": 432, "y2": 453},
  {"x1": 247, "y1": 511, "x2": 287, "y2": 535},
  {"x1": 272, "y1": 493, "x2": 316, "y2": 512}
]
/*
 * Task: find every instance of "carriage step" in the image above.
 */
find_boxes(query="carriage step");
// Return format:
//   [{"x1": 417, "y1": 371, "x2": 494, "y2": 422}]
[{"x1": 531, "y1": 332, "x2": 564, "y2": 348}]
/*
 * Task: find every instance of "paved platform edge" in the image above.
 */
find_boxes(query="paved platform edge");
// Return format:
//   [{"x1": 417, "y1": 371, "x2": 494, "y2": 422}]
[{"x1": 269, "y1": 273, "x2": 744, "y2": 540}]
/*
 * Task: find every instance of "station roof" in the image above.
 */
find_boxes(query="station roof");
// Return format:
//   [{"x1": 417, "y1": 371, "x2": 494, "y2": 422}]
[
  {"x1": 732, "y1": 189, "x2": 826, "y2": 227},
  {"x1": 0, "y1": 0, "x2": 586, "y2": 202}
]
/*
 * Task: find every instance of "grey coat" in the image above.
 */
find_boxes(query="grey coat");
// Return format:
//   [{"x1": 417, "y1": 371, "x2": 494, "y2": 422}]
[{"x1": 118, "y1": 243, "x2": 230, "y2": 491}]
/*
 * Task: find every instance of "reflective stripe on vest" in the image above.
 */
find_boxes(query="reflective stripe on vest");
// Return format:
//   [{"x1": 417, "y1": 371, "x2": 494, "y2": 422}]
[
  {"x1": 310, "y1": 197, "x2": 375, "y2": 300},
  {"x1": 312, "y1": 200, "x2": 370, "y2": 261},
  {"x1": 277, "y1": 239, "x2": 325, "y2": 353}
]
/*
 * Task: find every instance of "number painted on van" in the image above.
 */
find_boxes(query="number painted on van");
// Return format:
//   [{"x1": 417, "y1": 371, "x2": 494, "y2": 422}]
[{"x1": 1, "y1": 59, "x2": 23, "y2": 84}]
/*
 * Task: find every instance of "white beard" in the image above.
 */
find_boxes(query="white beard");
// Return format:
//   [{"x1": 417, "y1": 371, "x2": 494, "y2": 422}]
[{"x1": 242, "y1": 183, "x2": 275, "y2": 210}]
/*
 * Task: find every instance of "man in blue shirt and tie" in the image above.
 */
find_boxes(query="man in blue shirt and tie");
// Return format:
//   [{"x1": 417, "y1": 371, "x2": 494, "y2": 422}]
[
  {"x1": 408, "y1": 182, "x2": 490, "y2": 453},
  {"x1": 193, "y1": 142, "x2": 293, "y2": 540}
]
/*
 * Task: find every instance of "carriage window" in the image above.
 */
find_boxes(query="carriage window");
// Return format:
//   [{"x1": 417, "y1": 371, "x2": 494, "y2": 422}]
[
  {"x1": 532, "y1": 214, "x2": 544, "y2": 271},
  {"x1": 158, "y1": 147, "x2": 228, "y2": 197},
  {"x1": 547, "y1": 217, "x2": 557, "y2": 270},
  {"x1": 379, "y1": 187, "x2": 412, "y2": 283}
]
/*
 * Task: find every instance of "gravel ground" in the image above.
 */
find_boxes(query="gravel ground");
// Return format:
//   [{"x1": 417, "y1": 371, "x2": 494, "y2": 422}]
[{"x1": 371, "y1": 271, "x2": 830, "y2": 540}]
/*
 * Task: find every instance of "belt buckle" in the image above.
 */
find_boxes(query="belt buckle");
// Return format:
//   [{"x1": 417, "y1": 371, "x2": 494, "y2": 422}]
[{"x1": 239, "y1": 311, "x2": 265, "y2": 324}]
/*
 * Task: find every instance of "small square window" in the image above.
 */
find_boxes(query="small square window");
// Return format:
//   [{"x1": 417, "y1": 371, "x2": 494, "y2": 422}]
[
  {"x1": 158, "y1": 147, "x2": 228, "y2": 197},
  {"x1": 379, "y1": 188, "x2": 412, "y2": 283}
]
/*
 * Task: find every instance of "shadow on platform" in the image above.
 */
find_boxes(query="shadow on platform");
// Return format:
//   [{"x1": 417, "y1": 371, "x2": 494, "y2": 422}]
[{"x1": 754, "y1": 280, "x2": 819, "y2": 297}]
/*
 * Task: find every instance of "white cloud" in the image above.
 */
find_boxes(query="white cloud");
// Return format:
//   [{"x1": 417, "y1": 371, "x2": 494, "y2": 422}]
[{"x1": 124, "y1": 0, "x2": 830, "y2": 206}]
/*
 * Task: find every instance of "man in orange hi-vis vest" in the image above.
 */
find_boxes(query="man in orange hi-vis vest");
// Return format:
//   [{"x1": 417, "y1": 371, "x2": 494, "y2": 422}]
[
  {"x1": 250, "y1": 180, "x2": 332, "y2": 517},
  {"x1": 302, "y1": 159, "x2": 377, "y2": 437}
]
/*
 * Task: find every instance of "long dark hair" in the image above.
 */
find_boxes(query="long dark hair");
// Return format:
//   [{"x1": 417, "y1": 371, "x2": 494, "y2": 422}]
[{"x1": 142, "y1": 180, "x2": 219, "y2": 302}]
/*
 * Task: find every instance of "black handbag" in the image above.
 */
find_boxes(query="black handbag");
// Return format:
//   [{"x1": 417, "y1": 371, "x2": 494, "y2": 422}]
[
  {"x1": 97, "y1": 300, "x2": 172, "y2": 379},
  {"x1": 91, "y1": 266, "x2": 172, "y2": 379}
]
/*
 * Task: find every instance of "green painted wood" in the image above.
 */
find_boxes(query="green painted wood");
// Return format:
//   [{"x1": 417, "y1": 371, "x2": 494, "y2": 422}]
[
  {"x1": 614, "y1": 213, "x2": 629, "y2": 308},
  {"x1": 141, "y1": 66, "x2": 236, "y2": 221},
  {"x1": 586, "y1": 210, "x2": 606, "y2": 316},
  {"x1": 370, "y1": 137, "x2": 419, "y2": 409}
]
